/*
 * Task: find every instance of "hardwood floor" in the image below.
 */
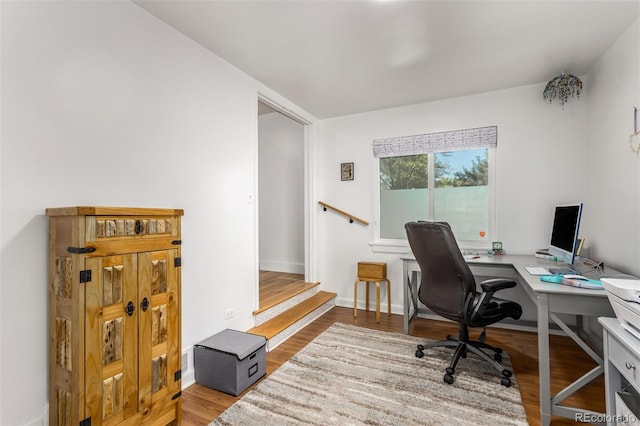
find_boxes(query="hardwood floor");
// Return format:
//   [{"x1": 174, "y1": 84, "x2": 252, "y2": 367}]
[{"x1": 181, "y1": 306, "x2": 605, "y2": 426}]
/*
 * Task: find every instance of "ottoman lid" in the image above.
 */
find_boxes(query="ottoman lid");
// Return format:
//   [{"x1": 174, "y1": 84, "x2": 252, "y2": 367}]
[{"x1": 195, "y1": 329, "x2": 266, "y2": 360}]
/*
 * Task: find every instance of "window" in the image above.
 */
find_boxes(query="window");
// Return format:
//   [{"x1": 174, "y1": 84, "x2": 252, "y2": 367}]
[{"x1": 374, "y1": 126, "x2": 496, "y2": 248}]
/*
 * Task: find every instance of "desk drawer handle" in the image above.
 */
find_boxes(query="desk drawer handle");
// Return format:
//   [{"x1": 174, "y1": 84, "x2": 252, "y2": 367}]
[{"x1": 626, "y1": 362, "x2": 636, "y2": 370}]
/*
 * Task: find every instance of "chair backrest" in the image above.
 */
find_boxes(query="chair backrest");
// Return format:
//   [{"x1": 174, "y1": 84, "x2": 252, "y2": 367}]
[{"x1": 404, "y1": 221, "x2": 476, "y2": 322}]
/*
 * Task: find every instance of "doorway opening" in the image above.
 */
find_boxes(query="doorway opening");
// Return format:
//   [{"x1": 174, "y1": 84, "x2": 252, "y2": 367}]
[{"x1": 257, "y1": 98, "x2": 308, "y2": 311}]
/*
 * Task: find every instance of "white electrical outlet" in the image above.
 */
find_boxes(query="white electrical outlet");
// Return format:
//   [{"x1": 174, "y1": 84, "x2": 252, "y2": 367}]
[
  {"x1": 224, "y1": 308, "x2": 235, "y2": 320},
  {"x1": 182, "y1": 352, "x2": 188, "y2": 371}
]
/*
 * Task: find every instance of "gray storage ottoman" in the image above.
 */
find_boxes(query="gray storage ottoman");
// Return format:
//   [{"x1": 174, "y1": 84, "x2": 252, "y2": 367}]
[{"x1": 194, "y1": 329, "x2": 267, "y2": 396}]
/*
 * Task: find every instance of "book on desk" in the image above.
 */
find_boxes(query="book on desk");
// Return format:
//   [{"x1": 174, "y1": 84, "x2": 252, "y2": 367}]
[{"x1": 539, "y1": 274, "x2": 603, "y2": 290}]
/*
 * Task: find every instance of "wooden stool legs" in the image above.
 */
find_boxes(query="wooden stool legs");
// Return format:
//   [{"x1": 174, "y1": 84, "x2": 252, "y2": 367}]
[{"x1": 353, "y1": 278, "x2": 391, "y2": 322}]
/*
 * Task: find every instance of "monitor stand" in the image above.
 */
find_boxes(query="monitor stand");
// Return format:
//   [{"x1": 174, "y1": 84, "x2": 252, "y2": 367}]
[{"x1": 549, "y1": 264, "x2": 579, "y2": 275}]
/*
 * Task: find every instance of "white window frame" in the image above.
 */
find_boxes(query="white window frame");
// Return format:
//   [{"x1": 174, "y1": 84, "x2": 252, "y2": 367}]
[{"x1": 370, "y1": 131, "x2": 497, "y2": 254}]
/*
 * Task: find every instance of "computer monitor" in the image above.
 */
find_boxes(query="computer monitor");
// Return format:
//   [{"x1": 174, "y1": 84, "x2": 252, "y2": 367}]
[{"x1": 548, "y1": 203, "x2": 583, "y2": 268}]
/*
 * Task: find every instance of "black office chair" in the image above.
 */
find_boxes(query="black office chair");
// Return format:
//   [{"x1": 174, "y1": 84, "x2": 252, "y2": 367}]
[{"x1": 404, "y1": 221, "x2": 522, "y2": 387}]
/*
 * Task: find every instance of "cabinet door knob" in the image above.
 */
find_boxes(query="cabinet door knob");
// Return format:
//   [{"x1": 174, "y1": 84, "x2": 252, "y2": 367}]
[
  {"x1": 126, "y1": 301, "x2": 135, "y2": 316},
  {"x1": 626, "y1": 362, "x2": 636, "y2": 370},
  {"x1": 141, "y1": 297, "x2": 150, "y2": 312}
]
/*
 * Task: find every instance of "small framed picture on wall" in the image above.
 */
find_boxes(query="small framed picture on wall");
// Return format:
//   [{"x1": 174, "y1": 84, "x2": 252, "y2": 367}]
[{"x1": 341, "y1": 162, "x2": 354, "y2": 181}]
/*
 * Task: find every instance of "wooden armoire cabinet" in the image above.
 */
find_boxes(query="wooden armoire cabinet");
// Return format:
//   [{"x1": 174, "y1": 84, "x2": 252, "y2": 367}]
[{"x1": 47, "y1": 207, "x2": 183, "y2": 426}]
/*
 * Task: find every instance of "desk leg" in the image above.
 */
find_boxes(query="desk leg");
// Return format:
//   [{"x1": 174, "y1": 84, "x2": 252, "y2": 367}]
[
  {"x1": 403, "y1": 261, "x2": 410, "y2": 334},
  {"x1": 537, "y1": 293, "x2": 552, "y2": 426},
  {"x1": 410, "y1": 271, "x2": 418, "y2": 323},
  {"x1": 403, "y1": 261, "x2": 420, "y2": 334}
]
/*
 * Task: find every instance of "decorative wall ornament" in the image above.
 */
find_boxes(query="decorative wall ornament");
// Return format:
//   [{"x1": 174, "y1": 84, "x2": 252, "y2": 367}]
[
  {"x1": 543, "y1": 73, "x2": 583, "y2": 108},
  {"x1": 341, "y1": 162, "x2": 354, "y2": 180},
  {"x1": 372, "y1": 126, "x2": 497, "y2": 158},
  {"x1": 630, "y1": 107, "x2": 640, "y2": 155}
]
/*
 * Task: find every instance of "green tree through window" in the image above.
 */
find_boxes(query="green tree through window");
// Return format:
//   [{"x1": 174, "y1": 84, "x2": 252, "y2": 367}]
[
  {"x1": 379, "y1": 155, "x2": 428, "y2": 190},
  {"x1": 437, "y1": 151, "x2": 488, "y2": 187}
]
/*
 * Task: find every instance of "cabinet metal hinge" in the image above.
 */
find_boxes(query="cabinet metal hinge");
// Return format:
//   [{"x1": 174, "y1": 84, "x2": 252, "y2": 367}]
[
  {"x1": 79, "y1": 270, "x2": 92, "y2": 283},
  {"x1": 79, "y1": 417, "x2": 91, "y2": 426},
  {"x1": 174, "y1": 370, "x2": 182, "y2": 381},
  {"x1": 67, "y1": 246, "x2": 96, "y2": 254},
  {"x1": 172, "y1": 391, "x2": 182, "y2": 400},
  {"x1": 174, "y1": 258, "x2": 182, "y2": 267}
]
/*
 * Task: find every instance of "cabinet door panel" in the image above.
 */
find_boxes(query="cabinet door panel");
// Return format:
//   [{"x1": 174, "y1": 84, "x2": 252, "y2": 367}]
[
  {"x1": 138, "y1": 250, "x2": 180, "y2": 409},
  {"x1": 85, "y1": 254, "x2": 138, "y2": 425}
]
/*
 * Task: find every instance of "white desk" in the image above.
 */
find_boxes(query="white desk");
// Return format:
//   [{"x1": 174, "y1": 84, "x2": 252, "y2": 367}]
[{"x1": 402, "y1": 253, "x2": 617, "y2": 426}]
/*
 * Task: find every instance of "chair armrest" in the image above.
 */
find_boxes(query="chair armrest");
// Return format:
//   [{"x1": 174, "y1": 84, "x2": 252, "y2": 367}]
[
  {"x1": 469, "y1": 279, "x2": 517, "y2": 322},
  {"x1": 480, "y1": 278, "x2": 517, "y2": 292}
]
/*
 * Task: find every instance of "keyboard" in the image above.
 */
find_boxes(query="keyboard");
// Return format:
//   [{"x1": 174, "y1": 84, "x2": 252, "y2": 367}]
[{"x1": 525, "y1": 266, "x2": 551, "y2": 276}]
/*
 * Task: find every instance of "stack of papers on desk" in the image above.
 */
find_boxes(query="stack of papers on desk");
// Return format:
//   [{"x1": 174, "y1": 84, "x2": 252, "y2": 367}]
[{"x1": 540, "y1": 275, "x2": 604, "y2": 290}]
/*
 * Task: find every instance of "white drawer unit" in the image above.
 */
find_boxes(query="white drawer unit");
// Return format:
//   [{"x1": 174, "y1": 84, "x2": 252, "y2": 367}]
[
  {"x1": 608, "y1": 334, "x2": 640, "y2": 390},
  {"x1": 600, "y1": 317, "x2": 640, "y2": 425}
]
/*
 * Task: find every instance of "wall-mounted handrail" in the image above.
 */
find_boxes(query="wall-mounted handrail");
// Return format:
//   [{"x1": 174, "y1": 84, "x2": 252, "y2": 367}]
[{"x1": 318, "y1": 201, "x2": 369, "y2": 226}]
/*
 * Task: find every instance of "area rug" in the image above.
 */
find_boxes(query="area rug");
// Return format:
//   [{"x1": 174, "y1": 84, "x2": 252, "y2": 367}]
[{"x1": 211, "y1": 323, "x2": 528, "y2": 425}]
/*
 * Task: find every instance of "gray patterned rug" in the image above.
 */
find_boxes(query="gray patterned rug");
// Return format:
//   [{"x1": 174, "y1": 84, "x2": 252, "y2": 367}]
[{"x1": 211, "y1": 323, "x2": 528, "y2": 425}]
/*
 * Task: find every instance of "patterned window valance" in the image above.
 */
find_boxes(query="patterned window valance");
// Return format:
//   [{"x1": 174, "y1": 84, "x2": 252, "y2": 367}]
[{"x1": 372, "y1": 125, "x2": 497, "y2": 158}]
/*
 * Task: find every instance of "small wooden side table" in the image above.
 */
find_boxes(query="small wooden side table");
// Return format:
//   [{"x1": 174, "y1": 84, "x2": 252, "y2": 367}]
[{"x1": 354, "y1": 261, "x2": 391, "y2": 323}]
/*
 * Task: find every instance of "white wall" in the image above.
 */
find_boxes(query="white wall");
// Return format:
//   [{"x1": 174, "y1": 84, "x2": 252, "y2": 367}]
[
  {"x1": 258, "y1": 112, "x2": 305, "y2": 274},
  {"x1": 313, "y1": 82, "x2": 591, "y2": 312},
  {"x1": 0, "y1": 2, "x2": 314, "y2": 424},
  {"x1": 586, "y1": 17, "x2": 640, "y2": 277}
]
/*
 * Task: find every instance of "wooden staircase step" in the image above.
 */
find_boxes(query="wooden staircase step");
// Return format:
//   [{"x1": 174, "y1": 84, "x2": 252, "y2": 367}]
[
  {"x1": 253, "y1": 281, "x2": 320, "y2": 315},
  {"x1": 247, "y1": 291, "x2": 336, "y2": 340}
]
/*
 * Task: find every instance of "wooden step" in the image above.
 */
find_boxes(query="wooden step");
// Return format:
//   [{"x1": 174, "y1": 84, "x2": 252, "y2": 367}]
[
  {"x1": 253, "y1": 281, "x2": 320, "y2": 315},
  {"x1": 247, "y1": 291, "x2": 336, "y2": 340}
]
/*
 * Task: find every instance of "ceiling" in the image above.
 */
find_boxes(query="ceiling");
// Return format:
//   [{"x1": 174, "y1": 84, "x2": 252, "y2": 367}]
[{"x1": 135, "y1": 0, "x2": 640, "y2": 119}]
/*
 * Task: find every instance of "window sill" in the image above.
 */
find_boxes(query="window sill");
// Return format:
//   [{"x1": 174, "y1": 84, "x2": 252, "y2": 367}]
[
  {"x1": 368, "y1": 239, "x2": 411, "y2": 254},
  {"x1": 369, "y1": 239, "x2": 492, "y2": 254}
]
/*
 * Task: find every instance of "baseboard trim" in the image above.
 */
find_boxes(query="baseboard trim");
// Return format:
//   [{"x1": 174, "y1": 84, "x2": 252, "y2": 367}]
[
  {"x1": 181, "y1": 345, "x2": 196, "y2": 389},
  {"x1": 181, "y1": 369, "x2": 196, "y2": 390},
  {"x1": 259, "y1": 260, "x2": 304, "y2": 274}
]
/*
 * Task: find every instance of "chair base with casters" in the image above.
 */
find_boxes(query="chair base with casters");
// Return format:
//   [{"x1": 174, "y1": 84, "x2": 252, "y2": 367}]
[{"x1": 415, "y1": 323, "x2": 513, "y2": 387}]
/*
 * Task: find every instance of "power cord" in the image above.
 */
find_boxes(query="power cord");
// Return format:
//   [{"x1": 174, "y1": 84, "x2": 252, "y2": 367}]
[{"x1": 577, "y1": 256, "x2": 639, "y2": 280}]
